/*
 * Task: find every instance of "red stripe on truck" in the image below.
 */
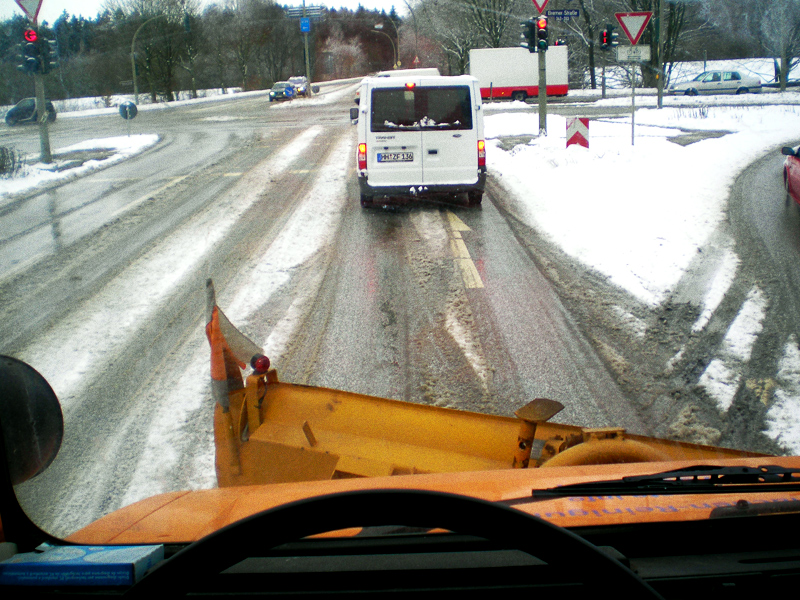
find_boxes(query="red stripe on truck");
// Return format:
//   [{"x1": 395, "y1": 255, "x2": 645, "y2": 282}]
[{"x1": 480, "y1": 85, "x2": 569, "y2": 99}]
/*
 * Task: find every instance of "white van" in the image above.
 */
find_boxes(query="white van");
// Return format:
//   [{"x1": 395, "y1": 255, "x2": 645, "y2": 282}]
[{"x1": 350, "y1": 74, "x2": 486, "y2": 207}]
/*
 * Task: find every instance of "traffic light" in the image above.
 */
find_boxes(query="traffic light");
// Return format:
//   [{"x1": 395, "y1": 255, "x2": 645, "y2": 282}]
[
  {"x1": 608, "y1": 25, "x2": 619, "y2": 48},
  {"x1": 18, "y1": 30, "x2": 41, "y2": 75},
  {"x1": 520, "y1": 19, "x2": 536, "y2": 53},
  {"x1": 536, "y1": 16, "x2": 548, "y2": 51},
  {"x1": 601, "y1": 27, "x2": 609, "y2": 50},
  {"x1": 40, "y1": 35, "x2": 58, "y2": 74}
]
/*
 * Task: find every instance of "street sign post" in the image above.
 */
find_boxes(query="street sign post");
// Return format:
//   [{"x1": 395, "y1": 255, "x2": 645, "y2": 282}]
[
  {"x1": 615, "y1": 12, "x2": 652, "y2": 45},
  {"x1": 614, "y1": 12, "x2": 652, "y2": 146}
]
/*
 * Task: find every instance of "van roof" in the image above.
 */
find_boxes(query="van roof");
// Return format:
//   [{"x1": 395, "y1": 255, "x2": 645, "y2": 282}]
[
  {"x1": 362, "y1": 74, "x2": 478, "y2": 88},
  {"x1": 375, "y1": 68, "x2": 440, "y2": 77}
]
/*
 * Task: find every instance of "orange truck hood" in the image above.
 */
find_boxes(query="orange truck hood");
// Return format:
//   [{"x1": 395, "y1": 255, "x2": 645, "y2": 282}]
[{"x1": 71, "y1": 456, "x2": 800, "y2": 545}]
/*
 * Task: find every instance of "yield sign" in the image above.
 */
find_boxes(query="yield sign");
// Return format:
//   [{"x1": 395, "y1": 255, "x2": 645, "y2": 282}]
[
  {"x1": 615, "y1": 12, "x2": 652, "y2": 45},
  {"x1": 15, "y1": 0, "x2": 43, "y2": 23},
  {"x1": 532, "y1": 0, "x2": 549, "y2": 14}
]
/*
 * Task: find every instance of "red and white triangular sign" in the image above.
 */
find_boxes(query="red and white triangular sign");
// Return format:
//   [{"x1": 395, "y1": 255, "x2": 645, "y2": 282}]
[
  {"x1": 532, "y1": 0, "x2": 549, "y2": 14},
  {"x1": 15, "y1": 0, "x2": 43, "y2": 23},
  {"x1": 615, "y1": 12, "x2": 652, "y2": 45}
]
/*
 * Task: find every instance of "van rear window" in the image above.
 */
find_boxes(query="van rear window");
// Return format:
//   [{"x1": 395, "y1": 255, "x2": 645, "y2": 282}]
[{"x1": 371, "y1": 86, "x2": 473, "y2": 132}]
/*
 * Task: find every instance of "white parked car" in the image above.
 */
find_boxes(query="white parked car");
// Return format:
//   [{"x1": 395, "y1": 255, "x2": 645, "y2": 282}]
[{"x1": 669, "y1": 70, "x2": 762, "y2": 96}]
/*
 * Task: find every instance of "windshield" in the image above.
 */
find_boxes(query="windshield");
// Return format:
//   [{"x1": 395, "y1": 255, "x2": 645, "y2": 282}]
[
  {"x1": 370, "y1": 86, "x2": 473, "y2": 131},
  {"x1": 0, "y1": 0, "x2": 799, "y2": 551}
]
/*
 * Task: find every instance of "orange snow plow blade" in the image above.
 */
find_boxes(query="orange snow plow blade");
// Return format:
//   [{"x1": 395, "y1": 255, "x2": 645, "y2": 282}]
[{"x1": 205, "y1": 280, "x2": 766, "y2": 488}]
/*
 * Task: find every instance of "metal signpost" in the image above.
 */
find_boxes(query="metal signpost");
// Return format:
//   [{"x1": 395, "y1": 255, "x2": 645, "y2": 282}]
[
  {"x1": 531, "y1": 0, "x2": 549, "y2": 136},
  {"x1": 15, "y1": 0, "x2": 52, "y2": 164},
  {"x1": 119, "y1": 101, "x2": 138, "y2": 137},
  {"x1": 615, "y1": 12, "x2": 652, "y2": 146},
  {"x1": 288, "y1": 3, "x2": 323, "y2": 95},
  {"x1": 301, "y1": 1, "x2": 312, "y2": 93}
]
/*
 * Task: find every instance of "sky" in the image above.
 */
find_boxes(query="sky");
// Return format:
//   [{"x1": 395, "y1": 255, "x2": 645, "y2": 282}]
[{"x1": 1, "y1": 0, "x2": 405, "y2": 23}]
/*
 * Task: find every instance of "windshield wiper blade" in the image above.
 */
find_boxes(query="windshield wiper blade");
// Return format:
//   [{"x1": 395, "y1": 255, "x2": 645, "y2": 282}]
[{"x1": 530, "y1": 465, "x2": 800, "y2": 500}]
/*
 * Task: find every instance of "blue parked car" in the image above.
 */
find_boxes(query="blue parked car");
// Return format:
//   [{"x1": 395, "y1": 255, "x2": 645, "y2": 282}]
[{"x1": 269, "y1": 82, "x2": 295, "y2": 102}]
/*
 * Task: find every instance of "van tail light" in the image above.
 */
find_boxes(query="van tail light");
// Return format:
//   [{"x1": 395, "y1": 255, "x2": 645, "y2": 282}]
[
  {"x1": 477, "y1": 140, "x2": 486, "y2": 167},
  {"x1": 358, "y1": 143, "x2": 367, "y2": 170}
]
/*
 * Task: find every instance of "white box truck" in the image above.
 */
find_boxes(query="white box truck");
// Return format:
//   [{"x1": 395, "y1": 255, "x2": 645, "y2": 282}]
[{"x1": 468, "y1": 46, "x2": 568, "y2": 101}]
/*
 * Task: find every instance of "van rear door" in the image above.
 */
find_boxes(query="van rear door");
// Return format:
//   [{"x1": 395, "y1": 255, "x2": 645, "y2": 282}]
[
  {"x1": 417, "y1": 84, "x2": 479, "y2": 187},
  {"x1": 367, "y1": 85, "x2": 423, "y2": 189}
]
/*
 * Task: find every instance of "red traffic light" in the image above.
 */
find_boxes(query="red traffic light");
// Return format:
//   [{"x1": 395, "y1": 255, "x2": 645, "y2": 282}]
[
  {"x1": 536, "y1": 17, "x2": 547, "y2": 30},
  {"x1": 24, "y1": 29, "x2": 38, "y2": 43}
]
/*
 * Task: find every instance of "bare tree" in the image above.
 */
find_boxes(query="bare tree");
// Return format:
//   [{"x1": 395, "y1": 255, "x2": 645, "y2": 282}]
[
  {"x1": 414, "y1": 0, "x2": 481, "y2": 74},
  {"x1": 463, "y1": 0, "x2": 516, "y2": 48},
  {"x1": 320, "y1": 25, "x2": 368, "y2": 79},
  {"x1": 102, "y1": 0, "x2": 201, "y2": 100},
  {"x1": 760, "y1": 0, "x2": 800, "y2": 90}
]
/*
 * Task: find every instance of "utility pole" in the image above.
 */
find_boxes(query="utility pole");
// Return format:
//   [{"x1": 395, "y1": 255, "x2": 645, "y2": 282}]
[
  {"x1": 536, "y1": 16, "x2": 549, "y2": 136},
  {"x1": 656, "y1": 0, "x2": 665, "y2": 109},
  {"x1": 34, "y1": 71, "x2": 51, "y2": 163}
]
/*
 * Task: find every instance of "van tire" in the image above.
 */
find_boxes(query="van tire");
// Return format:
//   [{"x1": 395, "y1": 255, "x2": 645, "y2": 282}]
[{"x1": 467, "y1": 191, "x2": 483, "y2": 206}]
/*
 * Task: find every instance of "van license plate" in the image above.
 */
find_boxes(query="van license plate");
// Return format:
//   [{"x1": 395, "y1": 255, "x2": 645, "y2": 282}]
[{"x1": 378, "y1": 152, "x2": 413, "y2": 163}]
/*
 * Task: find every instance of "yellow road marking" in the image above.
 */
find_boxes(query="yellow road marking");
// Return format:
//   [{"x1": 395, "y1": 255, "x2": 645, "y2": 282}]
[
  {"x1": 456, "y1": 258, "x2": 484, "y2": 288},
  {"x1": 449, "y1": 237, "x2": 471, "y2": 259},
  {"x1": 446, "y1": 211, "x2": 472, "y2": 231},
  {"x1": 111, "y1": 175, "x2": 189, "y2": 219},
  {"x1": 446, "y1": 210, "x2": 483, "y2": 288},
  {"x1": 86, "y1": 178, "x2": 137, "y2": 182},
  {"x1": 745, "y1": 378, "x2": 776, "y2": 406}
]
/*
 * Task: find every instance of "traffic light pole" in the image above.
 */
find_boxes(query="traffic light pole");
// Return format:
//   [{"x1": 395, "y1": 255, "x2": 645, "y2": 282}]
[
  {"x1": 656, "y1": 0, "x2": 665, "y2": 109},
  {"x1": 538, "y1": 51, "x2": 547, "y2": 135},
  {"x1": 34, "y1": 70, "x2": 51, "y2": 164}
]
